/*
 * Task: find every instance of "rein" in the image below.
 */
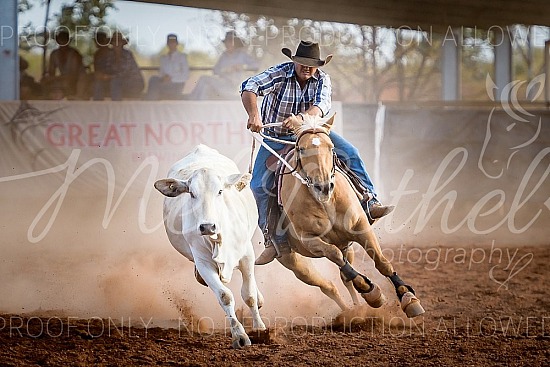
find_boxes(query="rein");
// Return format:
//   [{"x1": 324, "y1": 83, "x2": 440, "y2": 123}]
[
  {"x1": 249, "y1": 123, "x2": 335, "y2": 188},
  {"x1": 249, "y1": 123, "x2": 311, "y2": 187}
]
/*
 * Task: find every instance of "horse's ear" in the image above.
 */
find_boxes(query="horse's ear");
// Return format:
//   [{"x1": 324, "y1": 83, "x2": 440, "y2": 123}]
[{"x1": 322, "y1": 113, "x2": 336, "y2": 131}]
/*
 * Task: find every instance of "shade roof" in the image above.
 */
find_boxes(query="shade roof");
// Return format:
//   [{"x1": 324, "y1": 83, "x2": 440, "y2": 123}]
[{"x1": 128, "y1": 0, "x2": 550, "y2": 31}]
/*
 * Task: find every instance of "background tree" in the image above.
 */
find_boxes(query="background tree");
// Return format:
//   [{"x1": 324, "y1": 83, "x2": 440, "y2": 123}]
[
  {"x1": 220, "y1": 11, "x2": 441, "y2": 103},
  {"x1": 18, "y1": 0, "x2": 116, "y2": 75},
  {"x1": 52, "y1": 0, "x2": 116, "y2": 65}
]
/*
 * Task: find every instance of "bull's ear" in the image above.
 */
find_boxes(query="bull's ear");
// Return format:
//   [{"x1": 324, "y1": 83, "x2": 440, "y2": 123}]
[
  {"x1": 225, "y1": 173, "x2": 252, "y2": 191},
  {"x1": 154, "y1": 178, "x2": 189, "y2": 197},
  {"x1": 322, "y1": 113, "x2": 336, "y2": 131}
]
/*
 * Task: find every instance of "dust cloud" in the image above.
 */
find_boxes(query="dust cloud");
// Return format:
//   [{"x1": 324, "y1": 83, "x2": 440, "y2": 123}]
[
  {"x1": 2, "y1": 105, "x2": 549, "y2": 330},
  {"x1": 345, "y1": 105, "x2": 550, "y2": 249},
  {"x1": 0, "y1": 183, "x2": 378, "y2": 328}
]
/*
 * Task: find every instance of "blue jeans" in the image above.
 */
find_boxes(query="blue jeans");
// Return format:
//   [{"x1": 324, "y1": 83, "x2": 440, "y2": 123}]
[{"x1": 251, "y1": 131, "x2": 377, "y2": 244}]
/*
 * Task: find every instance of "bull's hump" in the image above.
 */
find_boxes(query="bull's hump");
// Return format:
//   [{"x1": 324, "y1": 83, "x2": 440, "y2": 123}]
[
  {"x1": 194, "y1": 144, "x2": 216, "y2": 154},
  {"x1": 168, "y1": 145, "x2": 240, "y2": 178}
]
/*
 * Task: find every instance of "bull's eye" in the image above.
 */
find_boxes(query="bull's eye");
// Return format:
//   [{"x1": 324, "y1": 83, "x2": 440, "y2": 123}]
[
  {"x1": 189, "y1": 191, "x2": 196, "y2": 199},
  {"x1": 218, "y1": 189, "x2": 223, "y2": 196}
]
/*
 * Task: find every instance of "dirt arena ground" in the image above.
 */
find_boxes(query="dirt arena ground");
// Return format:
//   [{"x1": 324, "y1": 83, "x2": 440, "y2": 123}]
[{"x1": 1, "y1": 244, "x2": 549, "y2": 367}]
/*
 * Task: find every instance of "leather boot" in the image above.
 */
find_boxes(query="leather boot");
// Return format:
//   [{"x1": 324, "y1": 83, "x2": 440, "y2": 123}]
[
  {"x1": 254, "y1": 243, "x2": 278, "y2": 265},
  {"x1": 369, "y1": 202, "x2": 394, "y2": 219},
  {"x1": 362, "y1": 199, "x2": 395, "y2": 224},
  {"x1": 255, "y1": 234, "x2": 292, "y2": 265}
]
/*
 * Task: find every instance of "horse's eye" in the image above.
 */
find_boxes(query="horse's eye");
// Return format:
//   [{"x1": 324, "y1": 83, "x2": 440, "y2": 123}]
[
  {"x1": 218, "y1": 189, "x2": 223, "y2": 195},
  {"x1": 189, "y1": 191, "x2": 196, "y2": 199}
]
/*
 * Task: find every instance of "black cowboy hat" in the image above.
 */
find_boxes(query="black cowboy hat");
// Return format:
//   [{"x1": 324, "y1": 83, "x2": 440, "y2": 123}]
[{"x1": 281, "y1": 41, "x2": 332, "y2": 67}]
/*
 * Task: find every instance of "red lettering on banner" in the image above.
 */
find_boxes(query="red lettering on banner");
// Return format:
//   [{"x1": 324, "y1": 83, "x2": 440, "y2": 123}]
[
  {"x1": 119, "y1": 124, "x2": 137, "y2": 146},
  {"x1": 206, "y1": 122, "x2": 223, "y2": 144},
  {"x1": 191, "y1": 123, "x2": 204, "y2": 143},
  {"x1": 45, "y1": 123, "x2": 137, "y2": 147},
  {"x1": 103, "y1": 124, "x2": 122, "y2": 146},
  {"x1": 68, "y1": 124, "x2": 85, "y2": 146},
  {"x1": 144, "y1": 122, "x2": 242, "y2": 146},
  {"x1": 45, "y1": 121, "x2": 247, "y2": 147},
  {"x1": 88, "y1": 124, "x2": 101, "y2": 146},
  {"x1": 166, "y1": 124, "x2": 187, "y2": 145},
  {"x1": 46, "y1": 123, "x2": 65, "y2": 146},
  {"x1": 145, "y1": 124, "x2": 162, "y2": 146}
]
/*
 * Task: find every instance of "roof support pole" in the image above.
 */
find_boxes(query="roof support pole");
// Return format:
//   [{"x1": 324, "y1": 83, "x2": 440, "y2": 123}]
[
  {"x1": 0, "y1": 0, "x2": 19, "y2": 100},
  {"x1": 441, "y1": 28, "x2": 461, "y2": 101},
  {"x1": 494, "y1": 29, "x2": 512, "y2": 101},
  {"x1": 545, "y1": 40, "x2": 550, "y2": 103}
]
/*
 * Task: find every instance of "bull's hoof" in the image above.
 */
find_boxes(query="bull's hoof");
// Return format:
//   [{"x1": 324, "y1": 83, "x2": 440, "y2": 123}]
[
  {"x1": 360, "y1": 283, "x2": 386, "y2": 308},
  {"x1": 194, "y1": 266, "x2": 208, "y2": 287},
  {"x1": 232, "y1": 334, "x2": 252, "y2": 349},
  {"x1": 401, "y1": 291, "x2": 425, "y2": 318}
]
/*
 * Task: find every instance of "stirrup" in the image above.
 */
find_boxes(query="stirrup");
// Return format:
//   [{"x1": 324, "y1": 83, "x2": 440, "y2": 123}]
[{"x1": 362, "y1": 199, "x2": 394, "y2": 224}]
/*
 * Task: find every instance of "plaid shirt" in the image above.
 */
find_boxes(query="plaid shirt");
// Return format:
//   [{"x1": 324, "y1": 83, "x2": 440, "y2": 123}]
[{"x1": 240, "y1": 62, "x2": 332, "y2": 135}]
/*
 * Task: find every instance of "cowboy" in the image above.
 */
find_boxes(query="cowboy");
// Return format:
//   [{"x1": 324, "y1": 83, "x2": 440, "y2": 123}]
[{"x1": 241, "y1": 40, "x2": 394, "y2": 265}]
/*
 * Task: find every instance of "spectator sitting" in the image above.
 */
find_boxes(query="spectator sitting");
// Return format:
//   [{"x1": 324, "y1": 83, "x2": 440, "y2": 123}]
[
  {"x1": 213, "y1": 31, "x2": 259, "y2": 78},
  {"x1": 20, "y1": 56, "x2": 42, "y2": 100},
  {"x1": 41, "y1": 29, "x2": 88, "y2": 100},
  {"x1": 92, "y1": 30, "x2": 113, "y2": 100},
  {"x1": 187, "y1": 30, "x2": 259, "y2": 100},
  {"x1": 103, "y1": 32, "x2": 144, "y2": 101},
  {"x1": 145, "y1": 33, "x2": 190, "y2": 100}
]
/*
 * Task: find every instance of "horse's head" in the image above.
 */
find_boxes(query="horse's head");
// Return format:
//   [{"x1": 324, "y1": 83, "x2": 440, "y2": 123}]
[{"x1": 292, "y1": 114, "x2": 336, "y2": 203}]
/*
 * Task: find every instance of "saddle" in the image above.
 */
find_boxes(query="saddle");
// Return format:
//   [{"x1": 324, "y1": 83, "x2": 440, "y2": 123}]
[{"x1": 265, "y1": 146, "x2": 372, "y2": 240}]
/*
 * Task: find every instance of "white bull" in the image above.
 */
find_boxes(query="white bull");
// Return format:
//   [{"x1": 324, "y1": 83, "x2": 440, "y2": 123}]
[{"x1": 154, "y1": 144, "x2": 266, "y2": 348}]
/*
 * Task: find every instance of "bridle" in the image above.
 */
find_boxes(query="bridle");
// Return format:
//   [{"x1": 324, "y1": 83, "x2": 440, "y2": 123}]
[
  {"x1": 249, "y1": 122, "x2": 335, "y2": 189},
  {"x1": 293, "y1": 128, "x2": 336, "y2": 188}
]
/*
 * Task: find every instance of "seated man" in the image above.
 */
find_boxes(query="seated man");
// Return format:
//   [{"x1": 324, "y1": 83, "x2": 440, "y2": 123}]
[
  {"x1": 188, "y1": 31, "x2": 258, "y2": 100},
  {"x1": 41, "y1": 30, "x2": 87, "y2": 100},
  {"x1": 145, "y1": 33, "x2": 190, "y2": 100},
  {"x1": 102, "y1": 32, "x2": 144, "y2": 101},
  {"x1": 241, "y1": 40, "x2": 394, "y2": 265}
]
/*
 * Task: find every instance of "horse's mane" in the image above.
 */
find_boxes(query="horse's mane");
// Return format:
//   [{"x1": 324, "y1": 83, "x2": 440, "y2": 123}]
[{"x1": 294, "y1": 114, "x2": 330, "y2": 136}]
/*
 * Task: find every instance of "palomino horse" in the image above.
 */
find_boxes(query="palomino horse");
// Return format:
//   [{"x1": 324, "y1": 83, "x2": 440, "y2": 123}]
[{"x1": 270, "y1": 114, "x2": 424, "y2": 318}]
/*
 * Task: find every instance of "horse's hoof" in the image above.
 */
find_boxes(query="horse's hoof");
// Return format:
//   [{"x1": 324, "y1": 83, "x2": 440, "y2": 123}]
[
  {"x1": 232, "y1": 334, "x2": 252, "y2": 349},
  {"x1": 361, "y1": 283, "x2": 385, "y2": 308},
  {"x1": 401, "y1": 291, "x2": 425, "y2": 318}
]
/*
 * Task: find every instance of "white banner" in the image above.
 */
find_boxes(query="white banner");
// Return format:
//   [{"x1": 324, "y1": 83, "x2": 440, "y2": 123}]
[{"x1": 0, "y1": 100, "x2": 344, "y2": 320}]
